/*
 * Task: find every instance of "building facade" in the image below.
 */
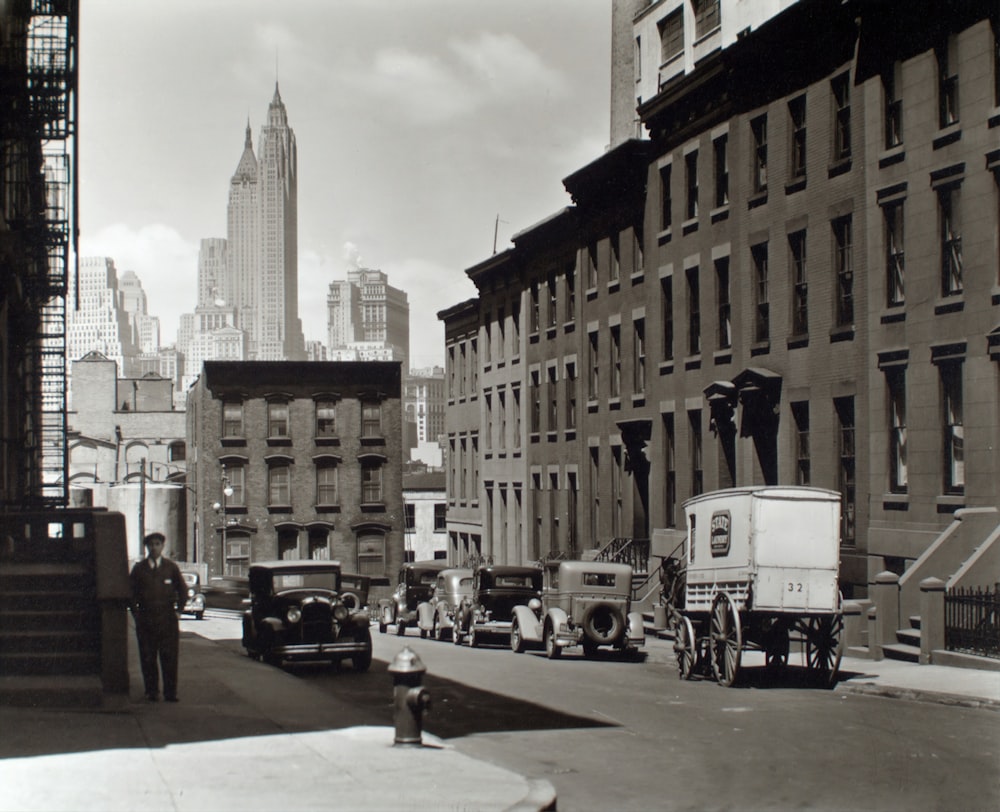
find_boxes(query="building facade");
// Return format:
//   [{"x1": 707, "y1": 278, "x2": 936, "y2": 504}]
[
  {"x1": 402, "y1": 470, "x2": 448, "y2": 562},
  {"x1": 440, "y1": 0, "x2": 1000, "y2": 597},
  {"x1": 404, "y1": 366, "x2": 447, "y2": 466},
  {"x1": 326, "y1": 267, "x2": 410, "y2": 363},
  {"x1": 186, "y1": 361, "x2": 405, "y2": 589}
]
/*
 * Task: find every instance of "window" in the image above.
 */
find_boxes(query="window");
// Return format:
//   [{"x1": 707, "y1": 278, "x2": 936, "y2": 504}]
[
  {"x1": 588, "y1": 331, "x2": 599, "y2": 399},
  {"x1": 484, "y1": 393, "x2": 493, "y2": 450},
  {"x1": 434, "y1": 503, "x2": 447, "y2": 531},
  {"x1": 941, "y1": 362, "x2": 964, "y2": 494},
  {"x1": 316, "y1": 400, "x2": 337, "y2": 437},
  {"x1": 752, "y1": 242, "x2": 769, "y2": 343},
  {"x1": 663, "y1": 414, "x2": 676, "y2": 528},
  {"x1": 883, "y1": 63, "x2": 902, "y2": 148},
  {"x1": 316, "y1": 463, "x2": 338, "y2": 505},
  {"x1": 361, "y1": 461, "x2": 383, "y2": 504},
  {"x1": 222, "y1": 401, "x2": 244, "y2": 437},
  {"x1": 886, "y1": 367, "x2": 907, "y2": 493},
  {"x1": 611, "y1": 446, "x2": 623, "y2": 537},
  {"x1": 308, "y1": 532, "x2": 329, "y2": 560},
  {"x1": 685, "y1": 150, "x2": 699, "y2": 220},
  {"x1": 529, "y1": 282, "x2": 540, "y2": 333},
  {"x1": 789, "y1": 95, "x2": 806, "y2": 180},
  {"x1": 835, "y1": 397, "x2": 855, "y2": 544},
  {"x1": 547, "y1": 366, "x2": 558, "y2": 432},
  {"x1": 566, "y1": 362, "x2": 577, "y2": 430},
  {"x1": 792, "y1": 402, "x2": 810, "y2": 486},
  {"x1": 565, "y1": 263, "x2": 576, "y2": 321},
  {"x1": 357, "y1": 533, "x2": 385, "y2": 576},
  {"x1": 362, "y1": 402, "x2": 382, "y2": 437},
  {"x1": 883, "y1": 201, "x2": 905, "y2": 307},
  {"x1": 789, "y1": 231, "x2": 808, "y2": 335},
  {"x1": 689, "y1": 410, "x2": 703, "y2": 497},
  {"x1": 611, "y1": 326, "x2": 622, "y2": 397},
  {"x1": 224, "y1": 464, "x2": 246, "y2": 507},
  {"x1": 660, "y1": 164, "x2": 672, "y2": 231},
  {"x1": 693, "y1": 0, "x2": 720, "y2": 38},
  {"x1": 278, "y1": 529, "x2": 298, "y2": 561},
  {"x1": 168, "y1": 441, "x2": 185, "y2": 462},
  {"x1": 469, "y1": 339, "x2": 478, "y2": 393},
  {"x1": 530, "y1": 369, "x2": 541, "y2": 434},
  {"x1": 661, "y1": 276, "x2": 674, "y2": 361},
  {"x1": 751, "y1": 115, "x2": 767, "y2": 194},
  {"x1": 610, "y1": 234, "x2": 620, "y2": 283},
  {"x1": 686, "y1": 267, "x2": 700, "y2": 355},
  {"x1": 496, "y1": 305, "x2": 506, "y2": 361},
  {"x1": 268, "y1": 463, "x2": 291, "y2": 506},
  {"x1": 589, "y1": 447, "x2": 600, "y2": 542},
  {"x1": 659, "y1": 9, "x2": 683, "y2": 63},
  {"x1": 936, "y1": 38, "x2": 959, "y2": 128},
  {"x1": 267, "y1": 401, "x2": 289, "y2": 438},
  {"x1": 713, "y1": 134, "x2": 728, "y2": 207},
  {"x1": 512, "y1": 386, "x2": 521, "y2": 446},
  {"x1": 831, "y1": 72, "x2": 851, "y2": 161},
  {"x1": 547, "y1": 272, "x2": 558, "y2": 327},
  {"x1": 633, "y1": 319, "x2": 646, "y2": 393},
  {"x1": 939, "y1": 185, "x2": 962, "y2": 296},
  {"x1": 225, "y1": 536, "x2": 250, "y2": 577},
  {"x1": 715, "y1": 257, "x2": 731, "y2": 350},
  {"x1": 833, "y1": 216, "x2": 853, "y2": 326},
  {"x1": 404, "y1": 503, "x2": 415, "y2": 530},
  {"x1": 631, "y1": 228, "x2": 644, "y2": 275}
]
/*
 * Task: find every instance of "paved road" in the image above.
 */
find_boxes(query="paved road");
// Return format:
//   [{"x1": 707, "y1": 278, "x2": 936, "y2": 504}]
[{"x1": 191, "y1": 613, "x2": 1000, "y2": 812}]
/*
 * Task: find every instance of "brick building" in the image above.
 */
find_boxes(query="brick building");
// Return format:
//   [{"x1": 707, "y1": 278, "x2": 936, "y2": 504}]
[
  {"x1": 186, "y1": 361, "x2": 405, "y2": 590},
  {"x1": 440, "y1": 0, "x2": 999, "y2": 598}
]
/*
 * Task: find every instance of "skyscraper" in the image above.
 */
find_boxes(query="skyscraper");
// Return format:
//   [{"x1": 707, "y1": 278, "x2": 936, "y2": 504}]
[
  {"x1": 326, "y1": 267, "x2": 409, "y2": 364},
  {"x1": 227, "y1": 84, "x2": 305, "y2": 361}
]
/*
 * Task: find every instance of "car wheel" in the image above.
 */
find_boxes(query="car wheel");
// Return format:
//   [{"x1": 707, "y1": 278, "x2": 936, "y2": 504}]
[
  {"x1": 352, "y1": 630, "x2": 373, "y2": 672},
  {"x1": 582, "y1": 638, "x2": 599, "y2": 658},
  {"x1": 452, "y1": 621, "x2": 463, "y2": 645},
  {"x1": 469, "y1": 625, "x2": 479, "y2": 648},
  {"x1": 511, "y1": 619, "x2": 524, "y2": 654},
  {"x1": 196, "y1": 611, "x2": 204, "y2": 621},
  {"x1": 433, "y1": 618, "x2": 444, "y2": 641},
  {"x1": 378, "y1": 621, "x2": 387, "y2": 634},
  {"x1": 396, "y1": 620, "x2": 406, "y2": 636},
  {"x1": 420, "y1": 627, "x2": 428, "y2": 639},
  {"x1": 544, "y1": 623, "x2": 561, "y2": 659}
]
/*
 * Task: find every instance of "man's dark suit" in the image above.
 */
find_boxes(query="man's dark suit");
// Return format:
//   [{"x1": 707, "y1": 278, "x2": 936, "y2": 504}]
[{"x1": 130, "y1": 556, "x2": 186, "y2": 700}]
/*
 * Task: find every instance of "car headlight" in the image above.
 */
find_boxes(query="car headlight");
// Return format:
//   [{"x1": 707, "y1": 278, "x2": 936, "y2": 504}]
[
  {"x1": 286, "y1": 607, "x2": 302, "y2": 624},
  {"x1": 333, "y1": 603, "x2": 349, "y2": 622},
  {"x1": 528, "y1": 598, "x2": 542, "y2": 612},
  {"x1": 187, "y1": 588, "x2": 195, "y2": 598}
]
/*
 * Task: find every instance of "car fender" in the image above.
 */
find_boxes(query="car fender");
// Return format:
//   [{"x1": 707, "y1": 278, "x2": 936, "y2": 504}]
[
  {"x1": 416, "y1": 601, "x2": 435, "y2": 630},
  {"x1": 376, "y1": 599, "x2": 395, "y2": 624},
  {"x1": 626, "y1": 611, "x2": 646, "y2": 646},
  {"x1": 512, "y1": 604, "x2": 543, "y2": 642},
  {"x1": 545, "y1": 607, "x2": 570, "y2": 636}
]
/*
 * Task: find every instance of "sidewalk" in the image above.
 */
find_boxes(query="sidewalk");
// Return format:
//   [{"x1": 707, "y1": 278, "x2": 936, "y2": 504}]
[{"x1": 0, "y1": 625, "x2": 556, "y2": 812}]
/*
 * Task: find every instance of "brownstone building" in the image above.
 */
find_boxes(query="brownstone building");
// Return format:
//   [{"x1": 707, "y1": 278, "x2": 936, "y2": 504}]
[
  {"x1": 186, "y1": 361, "x2": 405, "y2": 590},
  {"x1": 440, "y1": 0, "x2": 999, "y2": 599}
]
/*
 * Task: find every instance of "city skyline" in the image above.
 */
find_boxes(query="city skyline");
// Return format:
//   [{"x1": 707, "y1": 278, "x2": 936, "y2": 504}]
[{"x1": 78, "y1": 1, "x2": 611, "y2": 369}]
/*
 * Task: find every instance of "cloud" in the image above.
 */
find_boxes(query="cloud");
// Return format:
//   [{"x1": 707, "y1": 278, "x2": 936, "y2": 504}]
[
  {"x1": 342, "y1": 242, "x2": 363, "y2": 270},
  {"x1": 450, "y1": 32, "x2": 570, "y2": 100}
]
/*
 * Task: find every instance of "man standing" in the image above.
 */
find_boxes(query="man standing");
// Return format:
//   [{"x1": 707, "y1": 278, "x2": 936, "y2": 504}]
[{"x1": 130, "y1": 532, "x2": 186, "y2": 702}]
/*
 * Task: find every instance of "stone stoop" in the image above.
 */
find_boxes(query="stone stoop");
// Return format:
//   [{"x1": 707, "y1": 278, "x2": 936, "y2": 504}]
[{"x1": 883, "y1": 614, "x2": 922, "y2": 663}]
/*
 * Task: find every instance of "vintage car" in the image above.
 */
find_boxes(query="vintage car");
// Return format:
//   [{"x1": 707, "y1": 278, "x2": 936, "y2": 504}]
[
  {"x1": 180, "y1": 571, "x2": 205, "y2": 620},
  {"x1": 241, "y1": 560, "x2": 372, "y2": 671},
  {"x1": 416, "y1": 568, "x2": 473, "y2": 640},
  {"x1": 202, "y1": 575, "x2": 250, "y2": 611},
  {"x1": 510, "y1": 559, "x2": 645, "y2": 658},
  {"x1": 454, "y1": 565, "x2": 543, "y2": 647},
  {"x1": 377, "y1": 560, "x2": 449, "y2": 635}
]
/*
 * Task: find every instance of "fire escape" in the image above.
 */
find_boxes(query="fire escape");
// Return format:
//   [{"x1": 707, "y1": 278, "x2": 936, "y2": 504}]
[{"x1": 1, "y1": 0, "x2": 77, "y2": 509}]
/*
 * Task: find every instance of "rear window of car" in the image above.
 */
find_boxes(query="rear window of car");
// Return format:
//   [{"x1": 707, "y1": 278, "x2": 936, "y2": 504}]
[
  {"x1": 495, "y1": 575, "x2": 535, "y2": 588},
  {"x1": 273, "y1": 572, "x2": 339, "y2": 591},
  {"x1": 418, "y1": 572, "x2": 438, "y2": 584},
  {"x1": 459, "y1": 578, "x2": 473, "y2": 588},
  {"x1": 583, "y1": 572, "x2": 617, "y2": 588},
  {"x1": 182, "y1": 573, "x2": 197, "y2": 586}
]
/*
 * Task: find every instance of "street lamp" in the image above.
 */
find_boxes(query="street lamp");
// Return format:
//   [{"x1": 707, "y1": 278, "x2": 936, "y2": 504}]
[{"x1": 212, "y1": 466, "x2": 235, "y2": 568}]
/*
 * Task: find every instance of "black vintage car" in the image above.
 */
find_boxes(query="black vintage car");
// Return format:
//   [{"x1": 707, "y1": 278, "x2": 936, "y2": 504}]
[
  {"x1": 377, "y1": 560, "x2": 449, "y2": 636},
  {"x1": 241, "y1": 560, "x2": 372, "y2": 671},
  {"x1": 454, "y1": 565, "x2": 543, "y2": 647}
]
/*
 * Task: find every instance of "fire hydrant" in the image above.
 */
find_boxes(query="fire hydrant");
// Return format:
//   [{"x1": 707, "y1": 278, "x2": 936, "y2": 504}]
[{"x1": 388, "y1": 646, "x2": 431, "y2": 746}]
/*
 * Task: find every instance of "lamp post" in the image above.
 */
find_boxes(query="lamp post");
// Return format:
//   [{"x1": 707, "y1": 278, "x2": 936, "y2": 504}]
[{"x1": 212, "y1": 466, "x2": 234, "y2": 571}]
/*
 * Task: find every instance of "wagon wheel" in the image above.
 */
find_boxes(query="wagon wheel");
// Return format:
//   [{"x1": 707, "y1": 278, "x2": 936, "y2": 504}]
[
  {"x1": 764, "y1": 623, "x2": 790, "y2": 671},
  {"x1": 710, "y1": 593, "x2": 742, "y2": 687},
  {"x1": 804, "y1": 613, "x2": 844, "y2": 687},
  {"x1": 675, "y1": 615, "x2": 697, "y2": 680}
]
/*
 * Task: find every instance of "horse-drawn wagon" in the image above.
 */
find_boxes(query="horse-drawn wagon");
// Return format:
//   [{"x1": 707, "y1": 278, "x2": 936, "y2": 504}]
[{"x1": 663, "y1": 486, "x2": 844, "y2": 687}]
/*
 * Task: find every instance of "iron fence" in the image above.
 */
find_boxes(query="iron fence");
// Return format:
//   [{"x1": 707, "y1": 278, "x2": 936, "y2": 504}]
[{"x1": 945, "y1": 584, "x2": 1000, "y2": 660}]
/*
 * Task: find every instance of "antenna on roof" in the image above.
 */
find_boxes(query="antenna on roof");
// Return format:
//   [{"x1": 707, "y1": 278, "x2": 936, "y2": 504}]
[{"x1": 493, "y1": 214, "x2": 508, "y2": 255}]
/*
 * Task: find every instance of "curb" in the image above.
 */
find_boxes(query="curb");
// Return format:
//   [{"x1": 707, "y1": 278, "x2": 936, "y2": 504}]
[
  {"x1": 505, "y1": 778, "x2": 558, "y2": 812},
  {"x1": 836, "y1": 681, "x2": 1000, "y2": 712}
]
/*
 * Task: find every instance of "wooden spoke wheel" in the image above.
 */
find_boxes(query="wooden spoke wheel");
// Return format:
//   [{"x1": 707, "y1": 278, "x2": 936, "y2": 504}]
[
  {"x1": 710, "y1": 593, "x2": 742, "y2": 687},
  {"x1": 764, "y1": 624, "x2": 790, "y2": 671},
  {"x1": 805, "y1": 614, "x2": 844, "y2": 686},
  {"x1": 675, "y1": 615, "x2": 697, "y2": 680}
]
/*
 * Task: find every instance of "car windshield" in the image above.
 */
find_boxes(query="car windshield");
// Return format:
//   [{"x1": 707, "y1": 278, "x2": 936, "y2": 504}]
[
  {"x1": 271, "y1": 571, "x2": 340, "y2": 592},
  {"x1": 494, "y1": 575, "x2": 536, "y2": 588}
]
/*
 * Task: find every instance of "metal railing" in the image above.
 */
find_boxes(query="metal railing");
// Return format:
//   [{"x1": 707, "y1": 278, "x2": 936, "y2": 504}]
[
  {"x1": 945, "y1": 584, "x2": 1000, "y2": 660},
  {"x1": 593, "y1": 537, "x2": 650, "y2": 575}
]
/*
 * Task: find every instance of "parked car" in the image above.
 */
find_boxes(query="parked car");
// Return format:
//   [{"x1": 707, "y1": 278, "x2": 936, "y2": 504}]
[
  {"x1": 377, "y1": 560, "x2": 449, "y2": 636},
  {"x1": 202, "y1": 575, "x2": 250, "y2": 611},
  {"x1": 510, "y1": 560, "x2": 645, "y2": 658},
  {"x1": 180, "y1": 571, "x2": 205, "y2": 620},
  {"x1": 416, "y1": 568, "x2": 473, "y2": 640},
  {"x1": 339, "y1": 572, "x2": 372, "y2": 617},
  {"x1": 241, "y1": 560, "x2": 372, "y2": 671},
  {"x1": 454, "y1": 565, "x2": 543, "y2": 647}
]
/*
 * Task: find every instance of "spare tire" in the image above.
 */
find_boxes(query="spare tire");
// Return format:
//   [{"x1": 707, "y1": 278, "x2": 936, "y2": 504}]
[
  {"x1": 581, "y1": 604, "x2": 624, "y2": 646},
  {"x1": 340, "y1": 591, "x2": 360, "y2": 611}
]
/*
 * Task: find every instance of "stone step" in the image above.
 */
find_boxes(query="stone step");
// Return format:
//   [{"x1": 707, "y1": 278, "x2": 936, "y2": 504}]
[
  {"x1": 908, "y1": 614, "x2": 922, "y2": 630},
  {"x1": 0, "y1": 628, "x2": 100, "y2": 653},
  {"x1": 882, "y1": 642, "x2": 921, "y2": 663},
  {"x1": 896, "y1": 627, "x2": 921, "y2": 647},
  {"x1": 0, "y1": 650, "x2": 101, "y2": 676},
  {"x1": 0, "y1": 674, "x2": 104, "y2": 708}
]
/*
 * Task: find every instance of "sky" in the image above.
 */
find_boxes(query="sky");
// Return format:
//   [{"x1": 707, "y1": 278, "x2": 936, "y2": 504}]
[{"x1": 78, "y1": 0, "x2": 612, "y2": 370}]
